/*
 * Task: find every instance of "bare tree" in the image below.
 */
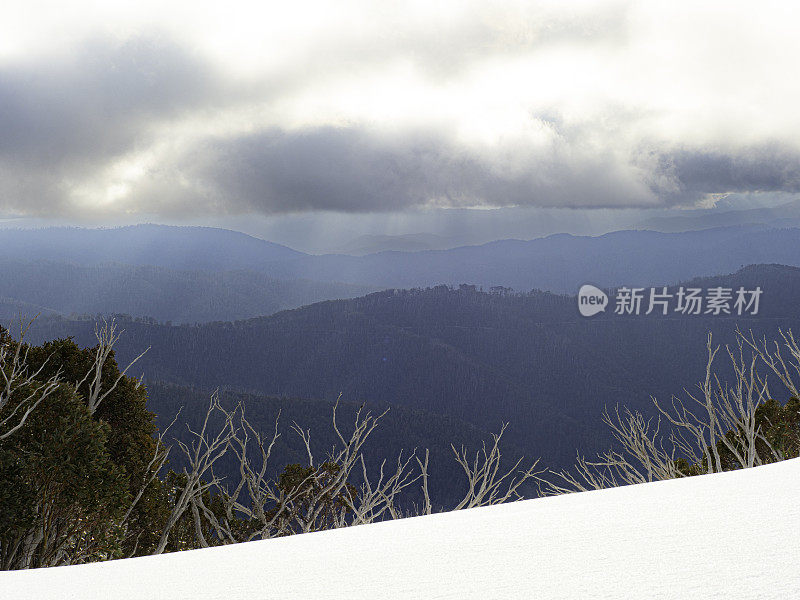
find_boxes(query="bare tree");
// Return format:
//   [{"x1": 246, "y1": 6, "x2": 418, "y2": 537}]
[
  {"x1": 74, "y1": 318, "x2": 150, "y2": 415},
  {"x1": 191, "y1": 396, "x2": 417, "y2": 542},
  {"x1": 156, "y1": 394, "x2": 543, "y2": 552},
  {"x1": 0, "y1": 317, "x2": 61, "y2": 440},
  {"x1": 545, "y1": 330, "x2": 796, "y2": 495},
  {"x1": 543, "y1": 408, "x2": 687, "y2": 494},
  {"x1": 1, "y1": 316, "x2": 148, "y2": 441},
  {"x1": 189, "y1": 400, "x2": 294, "y2": 545},
  {"x1": 346, "y1": 451, "x2": 421, "y2": 524},
  {"x1": 282, "y1": 399, "x2": 391, "y2": 533},
  {"x1": 415, "y1": 423, "x2": 543, "y2": 513},
  {"x1": 738, "y1": 327, "x2": 800, "y2": 399},
  {"x1": 153, "y1": 392, "x2": 236, "y2": 554}
]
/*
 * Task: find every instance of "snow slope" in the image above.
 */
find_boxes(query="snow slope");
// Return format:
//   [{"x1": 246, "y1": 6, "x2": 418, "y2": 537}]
[{"x1": 4, "y1": 459, "x2": 799, "y2": 599}]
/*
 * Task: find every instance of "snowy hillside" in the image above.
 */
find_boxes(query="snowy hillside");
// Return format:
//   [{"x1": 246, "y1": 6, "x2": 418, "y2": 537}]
[{"x1": 4, "y1": 459, "x2": 799, "y2": 599}]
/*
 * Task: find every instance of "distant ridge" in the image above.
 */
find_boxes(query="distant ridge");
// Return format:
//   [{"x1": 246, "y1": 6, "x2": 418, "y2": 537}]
[
  {"x1": 262, "y1": 224, "x2": 800, "y2": 292},
  {"x1": 0, "y1": 224, "x2": 305, "y2": 271},
  {"x1": 334, "y1": 233, "x2": 458, "y2": 255},
  {"x1": 0, "y1": 259, "x2": 377, "y2": 323},
  {"x1": 638, "y1": 199, "x2": 800, "y2": 232},
  {"x1": 6, "y1": 224, "x2": 800, "y2": 294}
]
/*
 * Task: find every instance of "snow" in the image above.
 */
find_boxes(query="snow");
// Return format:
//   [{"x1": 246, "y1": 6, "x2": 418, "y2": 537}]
[{"x1": 4, "y1": 458, "x2": 800, "y2": 599}]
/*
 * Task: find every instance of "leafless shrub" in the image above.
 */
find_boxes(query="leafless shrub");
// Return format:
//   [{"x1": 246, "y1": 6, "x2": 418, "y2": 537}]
[
  {"x1": 157, "y1": 395, "x2": 543, "y2": 551},
  {"x1": 153, "y1": 392, "x2": 236, "y2": 554},
  {"x1": 544, "y1": 329, "x2": 797, "y2": 495},
  {"x1": 448, "y1": 423, "x2": 542, "y2": 510}
]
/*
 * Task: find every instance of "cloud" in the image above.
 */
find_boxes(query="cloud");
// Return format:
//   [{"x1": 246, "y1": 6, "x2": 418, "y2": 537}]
[
  {"x1": 0, "y1": 1, "x2": 799, "y2": 218},
  {"x1": 639, "y1": 144, "x2": 800, "y2": 205},
  {"x1": 140, "y1": 123, "x2": 800, "y2": 215},
  {"x1": 132, "y1": 123, "x2": 661, "y2": 214},
  {"x1": 0, "y1": 35, "x2": 235, "y2": 214},
  {"x1": 152, "y1": 127, "x2": 490, "y2": 214}
]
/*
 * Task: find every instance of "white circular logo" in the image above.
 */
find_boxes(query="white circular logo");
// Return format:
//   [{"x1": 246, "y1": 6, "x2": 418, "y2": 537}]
[{"x1": 578, "y1": 284, "x2": 608, "y2": 317}]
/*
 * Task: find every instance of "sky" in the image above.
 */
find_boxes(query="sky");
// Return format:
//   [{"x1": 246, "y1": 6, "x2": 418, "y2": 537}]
[{"x1": 1, "y1": 1, "x2": 799, "y2": 248}]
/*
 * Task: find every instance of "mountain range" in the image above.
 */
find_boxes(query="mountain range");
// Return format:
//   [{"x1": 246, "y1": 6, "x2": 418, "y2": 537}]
[
  {"x1": 0, "y1": 224, "x2": 304, "y2": 270},
  {"x1": 333, "y1": 233, "x2": 459, "y2": 255},
  {"x1": 22, "y1": 263, "x2": 800, "y2": 471},
  {"x1": 4, "y1": 224, "x2": 800, "y2": 323},
  {"x1": 637, "y1": 198, "x2": 800, "y2": 232},
  {"x1": 0, "y1": 260, "x2": 375, "y2": 324}
]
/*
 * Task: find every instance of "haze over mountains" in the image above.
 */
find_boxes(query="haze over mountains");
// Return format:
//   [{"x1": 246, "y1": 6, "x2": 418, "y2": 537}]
[
  {"x1": 268, "y1": 225, "x2": 800, "y2": 292},
  {"x1": 0, "y1": 225, "x2": 304, "y2": 270},
  {"x1": 637, "y1": 198, "x2": 800, "y2": 232},
  {"x1": 4, "y1": 223, "x2": 800, "y2": 324},
  {"x1": 333, "y1": 233, "x2": 459, "y2": 255},
  {"x1": 0, "y1": 260, "x2": 376, "y2": 324}
]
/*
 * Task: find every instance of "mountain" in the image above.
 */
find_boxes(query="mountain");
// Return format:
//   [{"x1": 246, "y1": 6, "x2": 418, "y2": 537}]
[
  {"x1": 0, "y1": 224, "x2": 305, "y2": 271},
  {"x1": 5, "y1": 458, "x2": 799, "y2": 599},
  {"x1": 0, "y1": 260, "x2": 377, "y2": 323},
  {"x1": 8, "y1": 224, "x2": 800, "y2": 295},
  {"x1": 266, "y1": 226, "x2": 800, "y2": 293},
  {"x1": 23, "y1": 264, "x2": 800, "y2": 468},
  {"x1": 334, "y1": 233, "x2": 458, "y2": 255},
  {"x1": 638, "y1": 199, "x2": 800, "y2": 232},
  {"x1": 0, "y1": 296, "x2": 59, "y2": 321}
]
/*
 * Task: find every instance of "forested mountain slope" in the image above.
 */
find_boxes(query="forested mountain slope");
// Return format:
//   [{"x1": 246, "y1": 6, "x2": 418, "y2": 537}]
[{"x1": 24, "y1": 264, "x2": 800, "y2": 467}]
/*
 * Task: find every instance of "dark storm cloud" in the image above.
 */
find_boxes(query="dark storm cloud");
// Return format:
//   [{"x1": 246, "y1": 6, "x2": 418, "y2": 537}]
[
  {"x1": 173, "y1": 127, "x2": 488, "y2": 213},
  {"x1": 145, "y1": 125, "x2": 658, "y2": 214},
  {"x1": 644, "y1": 144, "x2": 800, "y2": 204},
  {"x1": 143, "y1": 125, "x2": 800, "y2": 215}
]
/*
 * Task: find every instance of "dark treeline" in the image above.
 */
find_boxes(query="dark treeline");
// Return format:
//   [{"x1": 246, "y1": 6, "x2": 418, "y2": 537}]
[{"x1": 23, "y1": 264, "x2": 800, "y2": 468}]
